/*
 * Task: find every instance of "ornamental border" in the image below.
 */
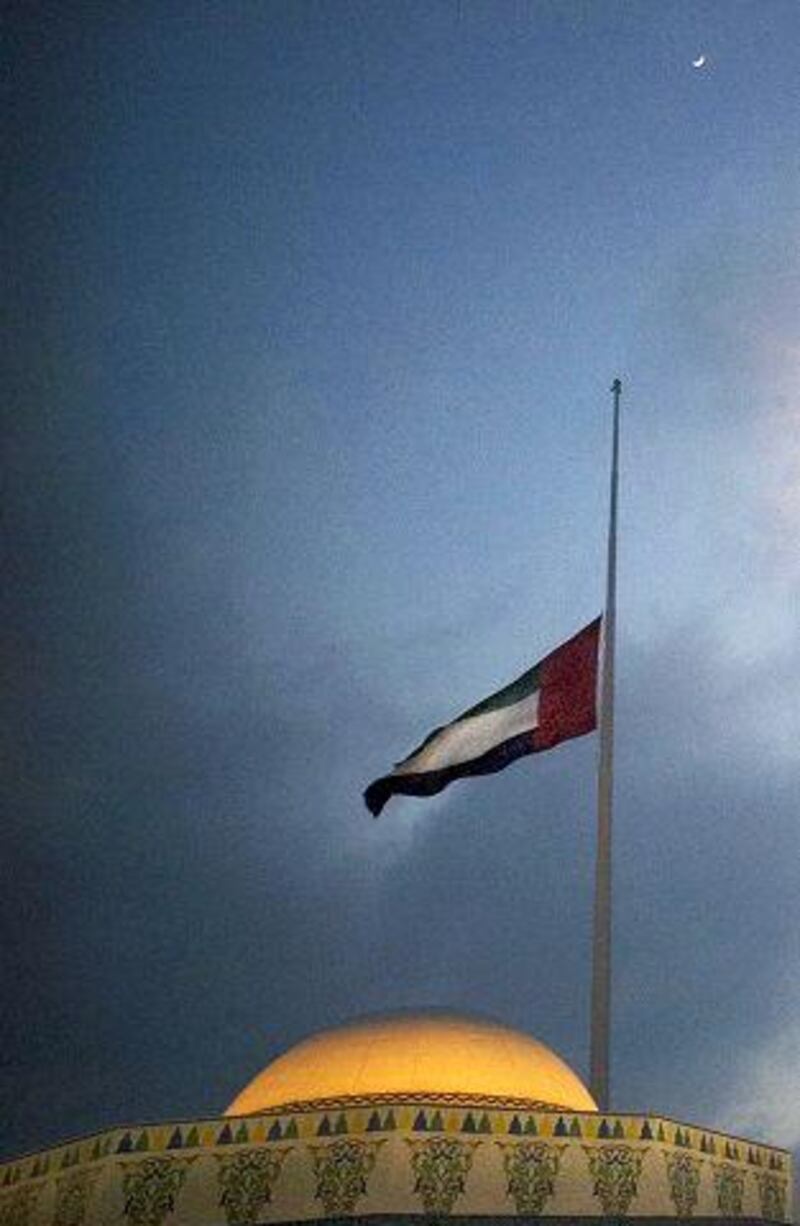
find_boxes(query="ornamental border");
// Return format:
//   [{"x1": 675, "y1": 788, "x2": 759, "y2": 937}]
[
  {"x1": 248, "y1": 1093, "x2": 569, "y2": 1113},
  {"x1": 1, "y1": 1107, "x2": 790, "y2": 1178}
]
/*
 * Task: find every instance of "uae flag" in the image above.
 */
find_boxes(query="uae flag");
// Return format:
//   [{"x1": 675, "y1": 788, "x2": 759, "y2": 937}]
[{"x1": 364, "y1": 617, "x2": 601, "y2": 817}]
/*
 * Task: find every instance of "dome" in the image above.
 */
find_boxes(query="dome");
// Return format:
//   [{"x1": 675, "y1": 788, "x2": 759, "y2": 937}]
[{"x1": 225, "y1": 1012, "x2": 597, "y2": 1116}]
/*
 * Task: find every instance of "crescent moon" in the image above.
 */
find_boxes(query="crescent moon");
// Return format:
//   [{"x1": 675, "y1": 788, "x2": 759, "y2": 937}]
[{"x1": 692, "y1": 54, "x2": 707, "y2": 68}]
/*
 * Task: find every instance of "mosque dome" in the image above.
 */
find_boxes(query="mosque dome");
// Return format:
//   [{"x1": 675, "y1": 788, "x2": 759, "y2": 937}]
[{"x1": 225, "y1": 1011, "x2": 597, "y2": 1116}]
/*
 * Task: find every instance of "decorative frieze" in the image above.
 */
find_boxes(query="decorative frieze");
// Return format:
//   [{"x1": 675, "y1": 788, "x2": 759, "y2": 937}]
[{"x1": 0, "y1": 1105, "x2": 790, "y2": 1223}]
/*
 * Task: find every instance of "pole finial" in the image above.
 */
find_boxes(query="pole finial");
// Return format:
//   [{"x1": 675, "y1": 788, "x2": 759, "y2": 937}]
[{"x1": 611, "y1": 378, "x2": 622, "y2": 395}]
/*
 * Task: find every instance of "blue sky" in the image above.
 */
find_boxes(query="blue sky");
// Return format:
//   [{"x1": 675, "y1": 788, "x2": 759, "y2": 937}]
[{"x1": 4, "y1": 0, "x2": 800, "y2": 1174}]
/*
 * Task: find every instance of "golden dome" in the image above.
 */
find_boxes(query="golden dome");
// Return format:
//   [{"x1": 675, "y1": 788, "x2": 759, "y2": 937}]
[{"x1": 225, "y1": 1012, "x2": 597, "y2": 1116}]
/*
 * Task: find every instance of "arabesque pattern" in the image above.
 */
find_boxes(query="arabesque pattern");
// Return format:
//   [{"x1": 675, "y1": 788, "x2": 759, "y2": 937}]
[
  {"x1": 755, "y1": 1170, "x2": 788, "y2": 1223},
  {"x1": 53, "y1": 1168, "x2": 101, "y2": 1226},
  {"x1": 584, "y1": 1144, "x2": 647, "y2": 1216},
  {"x1": 406, "y1": 1137, "x2": 480, "y2": 1214},
  {"x1": 498, "y1": 1141, "x2": 565, "y2": 1214},
  {"x1": 216, "y1": 1148, "x2": 292, "y2": 1225},
  {"x1": 0, "y1": 1185, "x2": 41, "y2": 1226},
  {"x1": 712, "y1": 1161, "x2": 745, "y2": 1217},
  {"x1": 310, "y1": 1139, "x2": 384, "y2": 1216},
  {"x1": 664, "y1": 1151, "x2": 702, "y2": 1217},
  {"x1": 121, "y1": 1157, "x2": 196, "y2": 1226}
]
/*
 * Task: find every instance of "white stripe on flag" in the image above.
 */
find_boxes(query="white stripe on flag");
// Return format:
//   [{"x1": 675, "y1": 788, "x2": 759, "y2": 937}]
[{"x1": 394, "y1": 689, "x2": 541, "y2": 777}]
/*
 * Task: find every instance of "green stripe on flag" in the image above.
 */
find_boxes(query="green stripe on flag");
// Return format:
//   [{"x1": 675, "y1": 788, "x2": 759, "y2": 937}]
[{"x1": 454, "y1": 660, "x2": 543, "y2": 723}]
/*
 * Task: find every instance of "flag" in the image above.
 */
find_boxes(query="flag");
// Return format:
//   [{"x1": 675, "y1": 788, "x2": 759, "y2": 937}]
[{"x1": 364, "y1": 617, "x2": 601, "y2": 817}]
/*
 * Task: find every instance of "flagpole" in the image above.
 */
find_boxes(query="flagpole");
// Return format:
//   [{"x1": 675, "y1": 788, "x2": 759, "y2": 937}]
[{"x1": 590, "y1": 377, "x2": 621, "y2": 1112}]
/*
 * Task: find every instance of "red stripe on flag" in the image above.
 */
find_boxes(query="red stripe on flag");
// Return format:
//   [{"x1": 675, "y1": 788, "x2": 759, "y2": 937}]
[{"x1": 532, "y1": 617, "x2": 600, "y2": 751}]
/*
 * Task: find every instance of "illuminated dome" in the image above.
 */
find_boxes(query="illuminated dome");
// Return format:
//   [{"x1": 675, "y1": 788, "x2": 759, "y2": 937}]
[{"x1": 225, "y1": 1012, "x2": 597, "y2": 1115}]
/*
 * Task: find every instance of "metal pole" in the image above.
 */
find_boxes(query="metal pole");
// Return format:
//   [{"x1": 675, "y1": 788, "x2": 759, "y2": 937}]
[{"x1": 589, "y1": 377, "x2": 621, "y2": 1111}]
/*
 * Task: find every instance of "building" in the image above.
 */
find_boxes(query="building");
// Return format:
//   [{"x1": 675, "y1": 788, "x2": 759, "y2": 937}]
[{"x1": 0, "y1": 1012, "x2": 791, "y2": 1225}]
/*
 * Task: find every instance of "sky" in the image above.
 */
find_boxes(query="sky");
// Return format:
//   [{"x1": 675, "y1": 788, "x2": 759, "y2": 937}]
[{"x1": 4, "y1": 0, "x2": 800, "y2": 1178}]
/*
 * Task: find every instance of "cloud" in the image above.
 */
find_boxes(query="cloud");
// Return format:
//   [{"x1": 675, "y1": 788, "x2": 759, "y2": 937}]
[{"x1": 720, "y1": 990, "x2": 800, "y2": 1151}]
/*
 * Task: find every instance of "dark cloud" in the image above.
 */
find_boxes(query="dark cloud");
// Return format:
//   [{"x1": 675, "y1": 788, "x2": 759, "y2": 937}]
[{"x1": 3, "y1": 447, "x2": 799, "y2": 1159}]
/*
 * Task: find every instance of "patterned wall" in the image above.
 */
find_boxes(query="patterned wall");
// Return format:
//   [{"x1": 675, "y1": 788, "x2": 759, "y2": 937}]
[{"x1": 0, "y1": 1104, "x2": 791, "y2": 1225}]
